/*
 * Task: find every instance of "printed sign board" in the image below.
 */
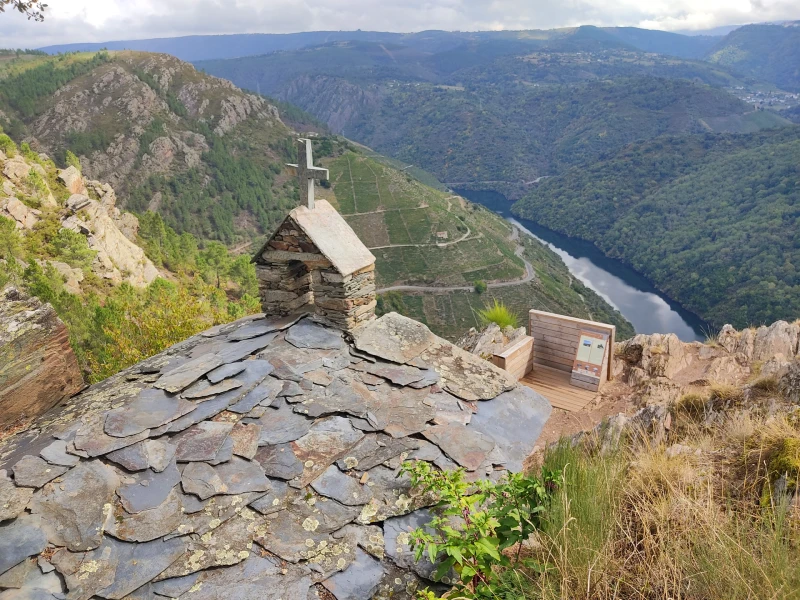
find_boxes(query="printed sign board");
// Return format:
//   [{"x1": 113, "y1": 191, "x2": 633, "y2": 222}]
[{"x1": 572, "y1": 331, "x2": 608, "y2": 379}]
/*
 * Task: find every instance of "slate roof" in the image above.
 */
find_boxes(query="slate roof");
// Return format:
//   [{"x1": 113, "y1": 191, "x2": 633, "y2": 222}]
[
  {"x1": 0, "y1": 312, "x2": 551, "y2": 600},
  {"x1": 261, "y1": 200, "x2": 376, "y2": 276}
]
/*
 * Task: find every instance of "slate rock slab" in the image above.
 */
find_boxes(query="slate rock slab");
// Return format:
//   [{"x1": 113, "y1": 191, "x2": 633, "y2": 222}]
[
  {"x1": 0, "y1": 516, "x2": 48, "y2": 576},
  {"x1": 103, "y1": 487, "x2": 183, "y2": 542},
  {"x1": 254, "y1": 443, "x2": 304, "y2": 480},
  {"x1": 72, "y1": 413, "x2": 151, "y2": 458},
  {"x1": 104, "y1": 388, "x2": 196, "y2": 437},
  {"x1": 228, "y1": 376, "x2": 282, "y2": 413},
  {"x1": 106, "y1": 442, "x2": 149, "y2": 472},
  {"x1": 143, "y1": 439, "x2": 177, "y2": 472},
  {"x1": 335, "y1": 434, "x2": 417, "y2": 472},
  {"x1": 173, "y1": 421, "x2": 234, "y2": 462},
  {"x1": 167, "y1": 491, "x2": 266, "y2": 538},
  {"x1": 230, "y1": 422, "x2": 261, "y2": 459},
  {"x1": 352, "y1": 313, "x2": 435, "y2": 364},
  {"x1": 38, "y1": 440, "x2": 80, "y2": 467},
  {"x1": 206, "y1": 361, "x2": 247, "y2": 383},
  {"x1": 184, "y1": 555, "x2": 312, "y2": 600},
  {"x1": 383, "y1": 509, "x2": 445, "y2": 582},
  {"x1": 29, "y1": 460, "x2": 119, "y2": 551},
  {"x1": 322, "y1": 547, "x2": 384, "y2": 600},
  {"x1": 155, "y1": 511, "x2": 256, "y2": 579},
  {"x1": 182, "y1": 378, "x2": 243, "y2": 400},
  {"x1": 208, "y1": 435, "x2": 234, "y2": 465},
  {"x1": 181, "y1": 457, "x2": 271, "y2": 500},
  {"x1": 355, "y1": 466, "x2": 429, "y2": 524},
  {"x1": 249, "y1": 478, "x2": 290, "y2": 515},
  {"x1": 51, "y1": 534, "x2": 185, "y2": 600},
  {"x1": 0, "y1": 555, "x2": 63, "y2": 594},
  {"x1": 11, "y1": 456, "x2": 69, "y2": 489},
  {"x1": 290, "y1": 416, "x2": 364, "y2": 486},
  {"x1": 293, "y1": 378, "x2": 370, "y2": 419},
  {"x1": 310, "y1": 465, "x2": 373, "y2": 506},
  {"x1": 363, "y1": 361, "x2": 426, "y2": 386},
  {"x1": 285, "y1": 319, "x2": 344, "y2": 350},
  {"x1": 116, "y1": 458, "x2": 181, "y2": 514},
  {"x1": 418, "y1": 341, "x2": 516, "y2": 401},
  {"x1": 151, "y1": 393, "x2": 232, "y2": 435},
  {"x1": 468, "y1": 387, "x2": 552, "y2": 472},
  {"x1": 421, "y1": 423, "x2": 496, "y2": 472},
  {"x1": 365, "y1": 387, "x2": 435, "y2": 438},
  {"x1": 150, "y1": 572, "x2": 200, "y2": 598},
  {"x1": 255, "y1": 400, "x2": 314, "y2": 445}
]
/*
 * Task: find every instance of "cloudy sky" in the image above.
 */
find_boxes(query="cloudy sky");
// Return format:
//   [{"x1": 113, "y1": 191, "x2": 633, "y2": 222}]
[{"x1": 2, "y1": 0, "x2": 799, "y2": 49}]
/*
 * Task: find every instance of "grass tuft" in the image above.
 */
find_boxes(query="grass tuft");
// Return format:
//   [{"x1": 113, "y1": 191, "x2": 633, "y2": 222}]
[{"x1": 477, "y1": 299, "x2": 520, "y2": 329}]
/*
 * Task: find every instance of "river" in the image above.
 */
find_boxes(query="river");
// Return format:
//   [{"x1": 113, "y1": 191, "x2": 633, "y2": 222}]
[{"x1": 456, "y1": 189, "x2": 708, "y2": 342}]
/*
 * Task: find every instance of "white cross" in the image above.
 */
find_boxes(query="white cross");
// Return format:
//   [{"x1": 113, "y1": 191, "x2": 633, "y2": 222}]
[{"x1": 286, "y1": 138, "x2": 329, "y2": 209}]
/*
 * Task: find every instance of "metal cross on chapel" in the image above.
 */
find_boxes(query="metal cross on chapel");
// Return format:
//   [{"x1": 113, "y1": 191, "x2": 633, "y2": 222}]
[{"x1": 286, "y1": 138, "x2": 329, "y2": 209}]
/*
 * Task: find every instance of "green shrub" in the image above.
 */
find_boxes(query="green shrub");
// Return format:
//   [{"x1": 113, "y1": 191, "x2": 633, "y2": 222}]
[
  {"x1": 0, "y1": 133, "x2": 17, "y2": 156},
  {"x1": 473, "y1": 279, "x2": 487, "y2": 294},
  {"x1": 65, "y1": 150, "x2": 82, "y2": 172},
  {"x1": 477, "y1": 299, "x2": 519, "y2": 329},
  {"x1": 400, "y1": 459, "x2": 559, "y2": 599},
  {"x1": 48, "y1": 228, "x2": 96, "y2": 269}
]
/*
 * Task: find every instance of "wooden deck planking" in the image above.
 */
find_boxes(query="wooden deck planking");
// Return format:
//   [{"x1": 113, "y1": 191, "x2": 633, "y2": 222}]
[{"x1": 520, "y1": 365, "x2": 597, "y2": 412}]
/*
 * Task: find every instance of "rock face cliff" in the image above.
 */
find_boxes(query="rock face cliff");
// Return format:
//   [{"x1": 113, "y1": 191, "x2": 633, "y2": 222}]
[{"x1": 0, "y1": 287, "x2": 83, "y2": 431}]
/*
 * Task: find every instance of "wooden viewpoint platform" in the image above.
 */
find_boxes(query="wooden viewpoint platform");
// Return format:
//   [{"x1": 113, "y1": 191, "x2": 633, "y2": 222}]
[{"x1": 520, "y1": 364, "x2": 597, "y2": 412}]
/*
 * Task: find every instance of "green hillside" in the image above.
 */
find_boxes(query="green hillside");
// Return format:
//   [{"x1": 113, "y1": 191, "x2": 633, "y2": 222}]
[
  {"x1": 317, "y1": 146, "x2": 633, "y2": 339},
  {"x1": 705, "y1": 22, "x2": 800, "y2": 91},
  {"x1": 513, "y1": 128, "x2": 800, "y2": 328}
]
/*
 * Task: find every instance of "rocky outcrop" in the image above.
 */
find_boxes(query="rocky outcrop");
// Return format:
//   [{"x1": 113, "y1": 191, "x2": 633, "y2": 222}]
[
  {"x1": 617, "y1": 332, "x2": 692, "y2": 381},
  {"x1": 57, "y1": 166, "x2": 87, "y2": 196},
  {"x1": 2, "y1": 156, "x2": 31, "y2": 184},
  {"x1": 0, "y1": 287, "x2": 83, "y2": 431},
  {"x1": 458, "y1": 322, "x2": 526, "y2": 359},
  {"x1": 0, "y1": 197, "x2": 40, "y2": 230},
  {"x1": 61, "y1": 194, "x2": 158, "y2": 287}
]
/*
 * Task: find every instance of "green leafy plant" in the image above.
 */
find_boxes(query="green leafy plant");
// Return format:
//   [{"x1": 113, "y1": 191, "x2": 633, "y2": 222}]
[
  {"x1": 48, "y1": 228, "x2": 97, "y2": 269},
  {"x1": 400, "y1": 459, "x2": 559, "y2": 599},
  {"x1": 0, "y1": 132, "x2": 17, "y2": 156},
  {"x1": 474, "y1": 279, "x2": 487, "y2": 294},
  {"x1": 65, "y1": 149, "x2": 82, "y2": 172},
  {"x1": 477, "y1": 299, "x2": 519, "y2": 329}
]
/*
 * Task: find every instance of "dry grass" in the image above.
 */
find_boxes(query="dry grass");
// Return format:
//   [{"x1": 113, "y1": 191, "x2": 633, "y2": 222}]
[{"x1": 501, "y1": 391, "x2": 800, "y2": 600}]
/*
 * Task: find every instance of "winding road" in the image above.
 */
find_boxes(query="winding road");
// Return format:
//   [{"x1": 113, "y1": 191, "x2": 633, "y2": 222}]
[{"x1": 375, "y1": 223, "x2": 536, "y2": 294}]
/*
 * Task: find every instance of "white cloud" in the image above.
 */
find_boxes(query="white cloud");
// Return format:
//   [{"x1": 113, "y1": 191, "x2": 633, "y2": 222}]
[{"x1": 0, "y1": 0, "x2": 798, "y2": 49}]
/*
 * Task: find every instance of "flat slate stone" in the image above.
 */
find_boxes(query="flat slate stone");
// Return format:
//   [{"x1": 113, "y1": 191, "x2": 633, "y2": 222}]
[
  {"x1": 425, "y1": 392, "x2": 473, "y2": 426},
  {"x1": 182, "y1": 378, "x2": 244, "y2": 400},
  {"x1": 322, "y1": 547, "x2": 384, "y2": 600},
  {"x1": 310, "y1": 465, "x2": 373, "y2": 506},
  {"x1": 279, "y1": 380, "x2": 305, "y2": 397},
  {"x1": 150, "y1": 572, "x2": 200, "y2": 598},
  {"x1": 422, "y1": 423, "x2": 496, "y2": 472},
  {"x1": 365, "y1": 387, "x2": 435, "y2": 438},
  {"x1": 173, "y1": 421, "x2": 234, "y2": 462},
  {"x1": 355, "y1": 466, "x2": 428, "y2": 524},
  {"x1": 207, "y1": 361, "x2": 248, "y2": 383},
  {"x1": 352, "y1": 313, "x2": 436, "y2": 364},
  {"x1": 408, "y1": 368, "x2": 441, "y2": 389},
  {"x1": 103, "y1": 487, "x2": 183, "y2": 542},
  {"x1": 143, "y1": 439, "x2": 177, "y2": 472},
  {"x1": 228, "y1": 377, "x2": 282, "y2": 413},
  {"x1": 105, "y1": 388, "x2": 197, "y2": 438},
  {"x1": 291, "y1": 416, "x2": 364, "y2": 486},
  {"x1": 11, "y1": 456, "x2": 69, "y2": 489},
  {"x1": 383, "y1": 509, "x2": 443, "y2": 581},
  {"x1": 106, "y1": 442, "x2": 149, "y2": 472},
  {"x1": 38, "y1": 440, "x2": 79, "y2": 467},
  {"x1": 208, "y1": 435, "x2": 235, "y2": 465},
  {"x1": 151, "y1": 393, "x2": 232, "y2": 435},
  {"x1": 254, "y1": 443, "x2": 304, "y2": 480},
  {"x1": 155, "y1": 511, "x2": 256, "y2": 579},
  {"x1": 183, "y1": 555, "x2": 312, "y2": 600},
  {"x1": 0, "y1": 516, "x2": 48, "y2": 576},
  {"x1": 285, "y1": 319, "x2": 344, "y2": 350},
  {"x1": 468, "y1": 387, "x2": 552, "y2": 473},
  {"x1": 335, "y1": 434, "x2": 417, "y2": 472},
  {"x1": 0, "y1": 556, "x2": 63, "y2": 594},
  {"x1": 249, "y1": 478, "x2": 290, "y2": 515},
  {"x1": 256, "y1": 400, "x2": 314, "y2": 445},
  {"x1": 181, "y1": 457, "x2": 271, "y2": 500},
  {"x1": 292, "y1": 378, "x2": 370, "y2": 419},
  {"x1": 51, "y1": 534, "x2": 185, "y2": 600},
  {"x1": 29, "y1": 460, "x2": 119, "y2": 551},
  {"x1": 116, "y1": 458, "x2": 181, "y2": 514},
  {"x1": 230, "y1": 422, "x2": 261, "y2": 459},
  {"x1": 167, "y1": 491, "x2": 266, "y2": 538},
  {"x1": 418, "y1": 341, "x2": 516, "y2": 401},
  {"x1": 363, "y1": 361, "x2": 426, "y2": 386},
  {"x1": 73, "y1": 421, "x2": 151, "y2": 459}
]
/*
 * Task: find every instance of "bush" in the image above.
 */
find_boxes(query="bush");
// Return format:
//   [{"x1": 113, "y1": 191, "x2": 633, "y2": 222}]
[
  {"x1": 477, "y1": 299, "x2": 519, "y2": 329},
  {"x1": 473, "y1": 279, "x2": 487, "y2": 294},
  {"x1": 0, "y1": 133, "x2": 17, "y2": 156},
  {"x1": 400, "y1": 459, "x2": 559, "y2": 599},
  {"x1": 65, "y1": 150, "x2": 81, "y2": 172},
  {"x1": 48, "y1": 228, "x2": 96, "y2": 269},
  {"x1": 674, "y1": 392, "x2": 708, "y2": 419}
]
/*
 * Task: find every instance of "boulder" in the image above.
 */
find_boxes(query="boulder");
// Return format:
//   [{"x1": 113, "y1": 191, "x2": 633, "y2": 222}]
[
  {"x1": 0, "y1": 287, "x2": 83, "y2": 432},
  {"x1": 752, "y1": 321, "x2": 800, "y2": 363},
  {"x1": 458, "y1": 322, "x2": 526, "y2": 359},
  {"x1": 37, "y1": 260, "x2": 84, "y2": 295},
  {"x1": 1, "y1": 197, "x2": 40, "y2": 230},
  {"x1": 779, "y1": 360, "x2": 800, "y2": 403},
  {"x1": 717, "y1": 324, "x2": 738, "y2": 353},
  {"x1": 57, "y1": 166, "x2": 87, "y2": 195},
  {"x1": 701, "y1": 356, "x2": 747, "y2": 385},
  {"x1": 618, "y1": 332, "x2": 691, "y2": 380},
  {"x1": 2, "y1": 156, "x2": 31, "y2": 183}
]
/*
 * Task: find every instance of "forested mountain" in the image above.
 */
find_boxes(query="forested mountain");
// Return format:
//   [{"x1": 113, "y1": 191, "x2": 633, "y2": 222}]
[
  {"x1": 705, "y1": 22, "x2": 800, "y2": 91},
  {"x1": 513, "y1": 128, "x2": 800, "y2": 328},
  {"x1": 40, "y1": 26, "x2": 725, "y2": 63}
]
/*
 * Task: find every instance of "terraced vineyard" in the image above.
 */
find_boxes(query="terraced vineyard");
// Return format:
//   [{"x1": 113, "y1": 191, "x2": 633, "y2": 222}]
[{"x1": 317, "y1": 150, "x2": 633, "y2": 340}]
